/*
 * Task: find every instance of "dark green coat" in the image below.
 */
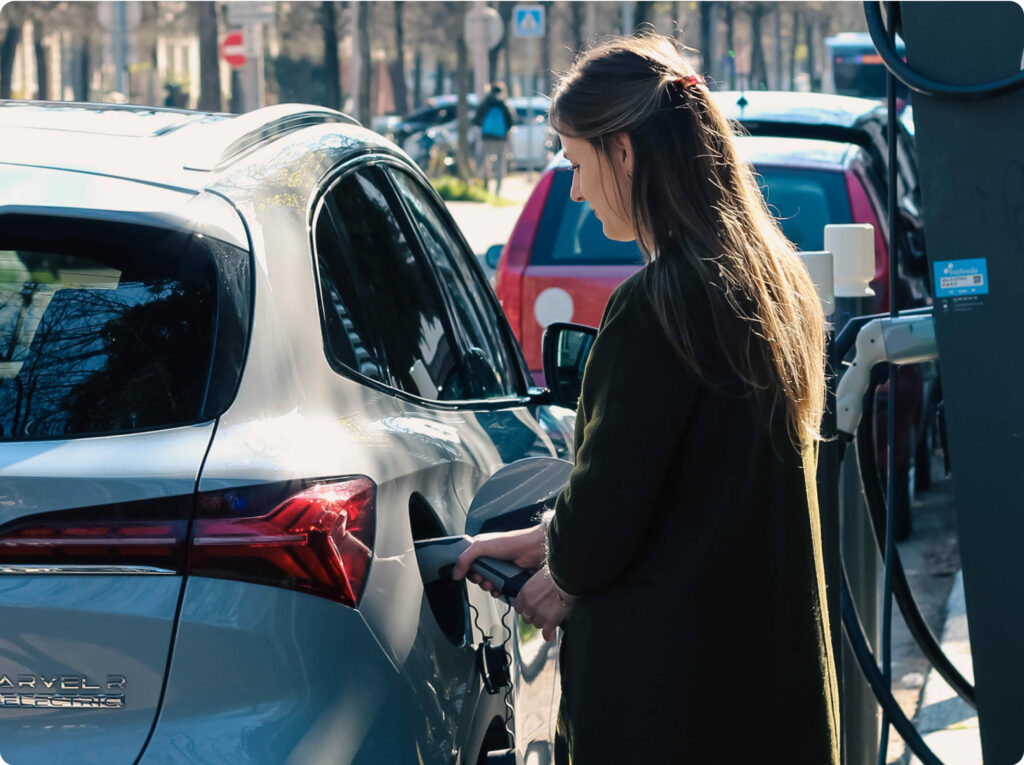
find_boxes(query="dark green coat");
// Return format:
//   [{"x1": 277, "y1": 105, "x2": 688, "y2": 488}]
[{"x1": 547, "y1": 269, "x2": 839, "y2": 764}]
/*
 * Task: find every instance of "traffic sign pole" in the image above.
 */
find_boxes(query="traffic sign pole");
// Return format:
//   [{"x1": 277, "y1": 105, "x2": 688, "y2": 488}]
[{"x1": 513, "y1": 4, "x2": 545, "y2": 180}]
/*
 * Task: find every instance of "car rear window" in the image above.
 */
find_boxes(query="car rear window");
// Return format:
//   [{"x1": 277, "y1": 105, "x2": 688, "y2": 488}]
[
  {"x1": 530, "y1": 169, "x2": 644, "y2": 267},
  {"x1": 754, "y1": 166, "x2": 852, "y2": 251},
  {"x1": 531, "y1": 165, "x2": 850, "y2": 266},
  {"x1": 0, "y1": 215, "x2": 250, "y2": 440}
]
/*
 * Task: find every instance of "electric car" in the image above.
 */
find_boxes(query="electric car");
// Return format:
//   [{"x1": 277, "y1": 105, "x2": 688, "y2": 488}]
[{"x1": 0, "y1": 101, "x2": 573, "y2": 764}]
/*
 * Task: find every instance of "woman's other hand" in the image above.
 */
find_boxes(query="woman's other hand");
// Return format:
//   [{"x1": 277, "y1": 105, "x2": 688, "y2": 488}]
[
  {"x1": 452, "y1": 524, "x2": 547, "y2": 592},
  {"x1": 515, "y1": 566, "x2": 576, "y2": 641}
]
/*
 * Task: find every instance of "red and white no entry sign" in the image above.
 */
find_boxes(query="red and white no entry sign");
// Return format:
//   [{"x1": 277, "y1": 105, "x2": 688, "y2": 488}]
[{"x1": 220, "y1": 31, "x2": 246, "y2": 69}]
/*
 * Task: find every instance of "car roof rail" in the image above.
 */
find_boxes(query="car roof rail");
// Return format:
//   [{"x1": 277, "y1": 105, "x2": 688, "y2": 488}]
[{"x1": 183, "y1": 104, "x2": 361, "y2": 172}]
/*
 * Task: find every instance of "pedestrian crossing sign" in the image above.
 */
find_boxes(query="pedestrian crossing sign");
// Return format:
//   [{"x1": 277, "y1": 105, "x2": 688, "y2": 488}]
[{"x1": 513, "y1": 4, "x2": 545, "y2": 38}]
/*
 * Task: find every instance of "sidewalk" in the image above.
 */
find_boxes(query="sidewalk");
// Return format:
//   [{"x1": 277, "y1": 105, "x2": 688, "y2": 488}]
[
  {"x1": 445, "y1": 172, "x2": 538, "y2": 259},
  {"x1": 908, "y1": 570, "x2": 982, "y2": 764}
]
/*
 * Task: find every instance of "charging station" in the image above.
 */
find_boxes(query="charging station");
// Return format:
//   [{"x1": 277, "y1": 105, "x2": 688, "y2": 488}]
[{"x1": 898, "y1": 4, "x2": 1024, "y2": 762}]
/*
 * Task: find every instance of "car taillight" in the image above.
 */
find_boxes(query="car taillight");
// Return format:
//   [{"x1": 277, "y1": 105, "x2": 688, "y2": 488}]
[
  {"x1": 496, "y1": 169, "x2": 556, "y2": 343},
  {"x1": 0, "y1": 497, "x2": 191, "y2": 570},
  {"x1": 190, "y1": 477, "x2": 376, "y2": 608}
]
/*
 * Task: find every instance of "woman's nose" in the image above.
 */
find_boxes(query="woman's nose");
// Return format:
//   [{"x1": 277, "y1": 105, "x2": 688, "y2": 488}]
[{"x1": 569, "y1": 176, "x2": 584, "y2": 203}]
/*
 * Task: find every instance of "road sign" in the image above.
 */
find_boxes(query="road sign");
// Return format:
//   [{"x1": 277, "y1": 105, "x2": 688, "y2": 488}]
[
  {"x1": 512, "y1": 4, "x2": 545, "y2": 38},
  {"x1": 465, "y1": 5, "x2": 504, "y2": 51},
  {"x1": 226, "y1": 2, "x2": 274, "y2": 26},
  {"x1": 220, "y1": 31, "x2": 246, "y2": 70}
]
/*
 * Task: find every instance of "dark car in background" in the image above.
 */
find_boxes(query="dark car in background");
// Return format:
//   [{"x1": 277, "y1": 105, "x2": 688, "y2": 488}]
[{"x1": 494, "y1": 134, "x2": 931, "y2": 537}]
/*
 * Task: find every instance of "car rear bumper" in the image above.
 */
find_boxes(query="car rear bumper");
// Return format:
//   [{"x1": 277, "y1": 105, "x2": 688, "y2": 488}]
[{"x1": 137, "y1": 577, "x2": 420, "y2": 764}]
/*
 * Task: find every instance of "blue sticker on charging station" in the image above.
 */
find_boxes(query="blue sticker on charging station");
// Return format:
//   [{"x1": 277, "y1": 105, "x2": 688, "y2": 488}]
[{"x1": 934, "y1": 258, "x2": 989, "y2": 298}]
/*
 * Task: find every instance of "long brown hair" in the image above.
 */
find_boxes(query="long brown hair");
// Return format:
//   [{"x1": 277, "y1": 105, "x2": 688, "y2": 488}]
[{"x1": 549, "y1": 34, "x2": 826, "y2": 445}]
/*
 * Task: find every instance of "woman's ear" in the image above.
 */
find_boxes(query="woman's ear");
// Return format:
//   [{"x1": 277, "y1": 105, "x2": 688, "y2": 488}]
[{"x1": 612, "y1": 132, "x2": 635, "y2": 179}]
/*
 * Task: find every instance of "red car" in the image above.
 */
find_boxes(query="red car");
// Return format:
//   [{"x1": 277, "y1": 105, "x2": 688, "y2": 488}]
[
  {"x1": 495, "y1": 135, "x2": 911, "y2": 380},
  {"x1": 492, "y1": 134, "x2": 928, "y2": 538}
]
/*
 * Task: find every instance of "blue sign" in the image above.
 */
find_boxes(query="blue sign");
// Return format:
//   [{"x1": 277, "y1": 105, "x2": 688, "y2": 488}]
[
  {"x1": 513, "y1": 5, "x2": 545, "y2": 38},
  {"x1": 934, "y1": 258, "x2": 990, "y2": 298}
]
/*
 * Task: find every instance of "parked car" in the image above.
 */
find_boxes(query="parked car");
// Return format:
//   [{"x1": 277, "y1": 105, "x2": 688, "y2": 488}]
[
  {"x1": 709, "y1": 89, "x2": 929, "y2": 307},
  {"x1": 493, "y1": 134, "x2": 928, "y2": 536},
  {"x1": 507, "y1": 97, "x2": 557, "y2": 171},
  {"x1": 0, "y1": 100, "x2": 575, "y2": 764},
  {"x1": 400, "y1": 95, "x2": 556, "y2": 174}
]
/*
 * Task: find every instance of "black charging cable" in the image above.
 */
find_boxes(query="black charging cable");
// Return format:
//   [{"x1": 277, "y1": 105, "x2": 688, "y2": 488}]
[
  {"x1": 863, "y1": 1, "x2": 1024, "y2": 99},
  {"x1": 856, "y1": 382, "x2": 976, "y2": 709}
]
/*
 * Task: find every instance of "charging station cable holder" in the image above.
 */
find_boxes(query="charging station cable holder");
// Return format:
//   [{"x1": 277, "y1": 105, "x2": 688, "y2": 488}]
[
  {"x1": 828, "y1": 223, "x2": 877, "y2": 299},
  {"x1": 800, "y1": 250, "x2": 835, "y2": 318},
  {"x1": 836, "y1": 314, "x2": 938, "y2": 437}
]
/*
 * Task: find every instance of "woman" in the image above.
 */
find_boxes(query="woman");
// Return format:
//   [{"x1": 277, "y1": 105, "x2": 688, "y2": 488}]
[{"x1": 453, "y1": 33, "x2": 839, "y2": 763}]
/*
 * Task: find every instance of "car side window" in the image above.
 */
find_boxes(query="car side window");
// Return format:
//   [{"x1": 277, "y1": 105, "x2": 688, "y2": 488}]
[
  {"x1": 312, "y1": 193, "x2": 387, "y2": 383},
  {"x1": 389, "y1": 170, "x2": 520, "y2": 399},
  {"x1": 319, "y1": 166, "x2": 469, "y2": 401}
]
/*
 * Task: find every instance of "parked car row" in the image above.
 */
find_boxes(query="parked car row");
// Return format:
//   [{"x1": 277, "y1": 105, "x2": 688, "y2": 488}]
[{"x1": 390, "y1": 94, "x2": 558, "y2": 172}]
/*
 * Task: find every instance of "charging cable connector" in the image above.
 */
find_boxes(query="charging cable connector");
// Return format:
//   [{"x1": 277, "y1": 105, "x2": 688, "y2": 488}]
[{"x1": 836, "y1": 314, "x2": 938, "y2": 437}]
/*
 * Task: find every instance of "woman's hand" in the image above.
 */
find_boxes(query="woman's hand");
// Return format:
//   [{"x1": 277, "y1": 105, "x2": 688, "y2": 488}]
[
  {"x1": 515, "y1": 566, "x2": 576, "y2": 641},
  {"x1": 452, "y1": 524, "x2": 547, "y2": 591}
]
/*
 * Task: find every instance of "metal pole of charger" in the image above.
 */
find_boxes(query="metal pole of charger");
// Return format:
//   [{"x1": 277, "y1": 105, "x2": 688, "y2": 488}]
[{"x1": 825, "y1": 223, "x2": 882, "y2": 765}]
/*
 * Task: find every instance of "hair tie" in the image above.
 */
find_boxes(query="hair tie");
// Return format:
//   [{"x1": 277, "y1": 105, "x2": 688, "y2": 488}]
[{"x1": 674, "y1": 73, "x2": 706, "y2": 89}]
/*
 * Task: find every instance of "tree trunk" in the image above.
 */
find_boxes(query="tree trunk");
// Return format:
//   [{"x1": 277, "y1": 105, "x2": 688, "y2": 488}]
[
  {"x1": 454, "y1": 4, "x2": 473, "y2": 180},
  {"x1": 724, "y1": 4, "x2": 735, "y2": 89},
  {"x1": 805, "y1": 19, "x2": 818, "y2": 90},
  {"x1": 196, "y1": 1, "x2": 220, "y2": 111},
  {"x1": 698, "y1": 1, "x2": 714, "y2": 77},
  {"x1": 634, "y1": 1, "x2": 653, "y2": 32},
  {"x1": 789, "y1": 9, "x2": 800, "y2": 90},
  {"x1": 490, "y1": 2, "x2": 513, "y2": 85},
  {"x1": 78, "y1": 34, "x2": 90, "y2": 101},
  {"x1": 434, "y1": 59, "x2": 445, "y2": 97},
  {"x1": 412, "y1": 44, "x2": 422, "y2": 109},
  {"x1": 34, "y1": 19, "x2": 48, "y2": 100},
  {"x1": 749, "y1": 5, "x2": 768, "y2": 90},
  {"x1": 0, "y1": 20, "x2": 20, "y2": 100},
  {"x1": 540, "y1": 1, "x2": 552, "y2": 94},
  {"x1": 390, "y1": 1, "x2": 408, "y2": 114},
  {"x1": 774, "y1": 5, "x2": 783, "y2": 90},
  {"x1": 570, "y1": 2, "x2": 584, "y2": 53},
  {"x1": 358, "y1": 0, "x2": 372, "y2": 123},
  {"x1": 322, "y1": 2, "x2": 341, "y2": 110},
  {"x1": 497, "y1": 1, "x2": 513, "y2": 89}
]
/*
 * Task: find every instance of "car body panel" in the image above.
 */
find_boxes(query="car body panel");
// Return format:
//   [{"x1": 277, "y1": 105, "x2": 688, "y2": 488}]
[{"x1": 0, "y1": 575, "x2": 183, "y2": 764}]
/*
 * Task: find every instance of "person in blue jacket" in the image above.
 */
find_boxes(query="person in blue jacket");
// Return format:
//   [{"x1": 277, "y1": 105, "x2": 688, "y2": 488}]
[
  {"x1": 454, "y1": 33, "x2": 839, "y2": 764},
  {"x1": 472, "y1": 82, "x2": 516, "y2": 195}
]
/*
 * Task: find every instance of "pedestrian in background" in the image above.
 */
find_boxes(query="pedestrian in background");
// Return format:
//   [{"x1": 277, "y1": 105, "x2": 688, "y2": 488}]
[
  {"x1": 454, "y1": 33, "x2": 839, "y2": 764},
  {"x1": 472, "y1": 82, "x2": 516, "y2": 195}
]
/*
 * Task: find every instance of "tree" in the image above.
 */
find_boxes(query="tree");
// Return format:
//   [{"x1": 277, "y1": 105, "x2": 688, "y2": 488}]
[
  {"x1": 454, "y1": 4, "x2": 473, "y2": 180},
  {"x1": 0, "y1": 4, "x2": 22, "y2": 100},
  {"x1": 747, "y1": 3, "x2": 768, "y2": 90},
  {"x1": 724, "y1": 3, "x2": 736, "y2": 89},
  {"x1": 389, "y1": 1, "x2": 408, "y2": 115},
  {"x1": 322, "y1": 2, "x2": 341, "y2": 110},
  {"x1": 570, "y1": 2, "x2": 584, "y2": 53},
  {"x1": 195, "y1": 1, "x2": 220, "y2": 110},
  {"x1": 358, "y1": 1, "x2": 371, "y2": 122}
]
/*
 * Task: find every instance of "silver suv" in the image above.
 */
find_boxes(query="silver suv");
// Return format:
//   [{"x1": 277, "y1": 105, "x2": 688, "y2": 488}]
[{"x1": 0, "y1": 101, "x2": 574, "y2": 764}]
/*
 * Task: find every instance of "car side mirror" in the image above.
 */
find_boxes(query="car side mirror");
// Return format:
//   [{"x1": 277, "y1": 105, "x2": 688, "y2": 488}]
[
  {"x1": 466, "y1": 457, "x2": 573, "y2": 535},
  {"x1": 542, "y1": 322, "x2": 597, "y2": 410},
  {"x1": 485, "y1": 244, "x2": 503, "y2": 270}
]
